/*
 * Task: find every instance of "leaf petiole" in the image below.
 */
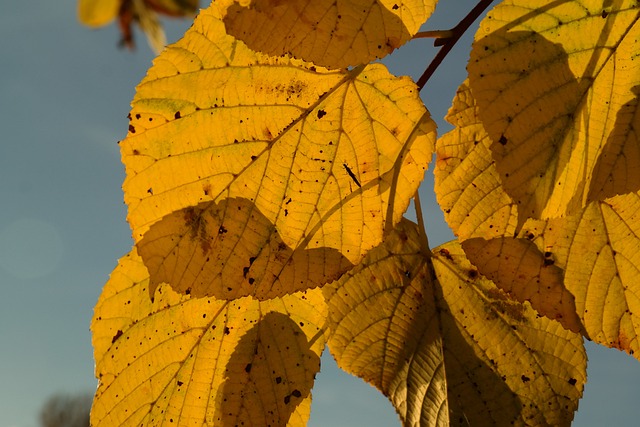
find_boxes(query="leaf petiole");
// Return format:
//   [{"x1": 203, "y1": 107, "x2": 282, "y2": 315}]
[
  {"x1": 412, "y1": 30, "x2": 455, "y2": 40},
  {"x1": 413, "y1": 190, "x2": 432, "y2": 257}
]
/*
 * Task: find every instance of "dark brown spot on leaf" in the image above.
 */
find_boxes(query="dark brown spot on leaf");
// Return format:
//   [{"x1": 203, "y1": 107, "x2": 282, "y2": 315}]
[
  {"x1": 111, "y1": 330, "x2": 123, "y2": 344},
  {"x1": 438, "y1": 248, "x2": 453, "y2": 261}
]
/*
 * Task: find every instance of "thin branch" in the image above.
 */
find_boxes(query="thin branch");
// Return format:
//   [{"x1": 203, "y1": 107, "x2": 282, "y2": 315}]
[{"x1": 416, "y1": 0, "x2": 495, "y2": 91}]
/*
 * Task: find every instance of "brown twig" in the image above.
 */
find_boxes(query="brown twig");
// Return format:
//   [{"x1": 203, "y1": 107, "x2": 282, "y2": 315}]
[{"x1": 416, "y1": 0, "x2": 495, "y2": 91}]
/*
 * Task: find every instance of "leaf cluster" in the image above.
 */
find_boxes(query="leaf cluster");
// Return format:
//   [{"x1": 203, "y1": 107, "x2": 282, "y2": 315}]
[{"x1": 87, "y1": 0, "x2": 640, "y2": 425}]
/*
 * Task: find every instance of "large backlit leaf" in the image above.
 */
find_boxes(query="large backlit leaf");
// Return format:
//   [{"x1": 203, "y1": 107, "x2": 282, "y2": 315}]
[
  {"x1": 436, "y1": 81, "x2": 640, "y2": 358},
  {"x1": 91, "y1": 249, "x2": 326, "y2": 426},
  {"x1": 522, "y1": 196, "x2": 640, "y2": 358},
  {"x1": 435, "y1": 81, "x2": 583, "y2": 333},
  {"x1": 324, "y1": 219, "x2": 448, "y2": 426},
  {"x1": 324, "y1": 220, "x2": 586, "y2": 426},
  {"x1": 434, "y1": 80, "x2": 518, "y2": 242},
  {"x1": 216, "y1": 0, "x2": 438, "y2": 69},
  {"x1": 468, "y1": 0, "x2": 640, "y2": 224},
  {"x1": 431, "y1": 241, "x2": 585, "y2": 426},
  {"x1": 123, "y1": 5, "x2": 435, "y2": 300}
]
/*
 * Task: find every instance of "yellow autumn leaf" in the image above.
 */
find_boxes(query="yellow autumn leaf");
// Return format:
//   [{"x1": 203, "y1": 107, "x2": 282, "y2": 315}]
[
  {"x1": 78, "y1": 0, "x2": 119, "y2": 27},
  {"x1": 215, "y1": 0, "x2": 438, "y2": 69},
  {"x1": 436, "y1": 80, "x2": 640, "y2": 358},
  {"x1": 91, "y1": 249, "x2": 327, "y2": 426},
  {"x1": 431, "y1": 241, "x2": 585, "y2": 426},
  {"x1": 324, "y1": 219, "x2": 448, "y2": 426},
  {"x1": 524, "y1": 196, "x2": 640, "y2": 358},
  {"x1": 324, "y1": 220, "x2": 586, "y2": 426},
  {"x1": 459, "y1": 236, "x2": 584, "y2": 333},
  {"x1": 123, "y1": 5, "x2": 435, "y2": 300},
  {"x1": 435, "y1": 82, "x2": 583, "y2": 334},
  {"x1": 434, "y1": 80, "x2": 518, "y2": 241},
  {"x1": 468, "y1": 0, "x2": 640, "y2": 224}
]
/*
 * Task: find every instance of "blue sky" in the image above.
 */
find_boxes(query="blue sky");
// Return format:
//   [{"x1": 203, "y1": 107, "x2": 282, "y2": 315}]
[{"x1": 0, "y1": 1, "x2": 638, "y2": 426}]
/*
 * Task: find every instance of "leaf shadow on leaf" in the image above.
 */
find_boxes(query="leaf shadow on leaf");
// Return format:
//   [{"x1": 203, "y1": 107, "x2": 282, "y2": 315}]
[
  {"x1": 138, "y1": 197, "x2": 354, "y2": 301},
  {"x1": 222, "y1": 0, "x2": 413, "y2": 68},
  {"x1": 434, "y1": 284, "x2": 525, "y2": 426},
  {"x1": 432, "y1": 242, "x2": 585, "y2": 426},
  {"x1": 460, "y1": 236, "x2": 586, "y2": 334},
  {"x1": 587, "y1": 85, "x2": 640, "y2": 202},
  {"x1": 323, "y1": 219, "x2": 531, "y2": 425},
  {"x1": 471, "y1": 27, "x2": 593, "y2": 224},
  {"x1": 216, "y1": 311, "x2": 321, "y2": 426}
]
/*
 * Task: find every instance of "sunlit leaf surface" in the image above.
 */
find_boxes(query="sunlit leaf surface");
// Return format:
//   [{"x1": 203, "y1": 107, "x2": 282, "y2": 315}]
[
  {"x1": 91, "y1": 249, "x2": 326, "y2": 426},
  {"x1": 523, "y1": 195, "x2": 640, "y2": 358},
  {"x1": 324, "y1": 220, "x2": 586, "y2": 426},
  {"x1": 324, "y1": 219, "x2": 448, "y2": 426},
  {"x1": 123, "y1": 6, "x2": 435, "y2": 300},
  {"x1": 436, "y1": 80, "x2": 640, "y2": 358},
  {"x1": 460, "y1": 237, "x2": 584, "y2": 334},
  {"x1": 434, "y1": 80, "x2": 518, "y2": 242},
  {"x1": 216, "y1": 0, "x2": 438, "y2": 68},
  {"x1": 468, "y1": 0, "x2": 640, "y2": 224}
]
